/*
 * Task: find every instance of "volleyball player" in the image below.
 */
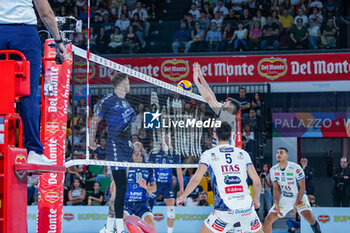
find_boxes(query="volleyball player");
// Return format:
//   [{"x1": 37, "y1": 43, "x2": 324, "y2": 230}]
[
  {"x1": 177, "y1": 122, "x2": 263, "y2": 233},
  {"x1": 90, "y1": 72, "x2": 136, "y2": 233},
  {"x1": 149, "y1": 133, "x2": 184, "y2": 233},
  {"x1": 264, "y1": 148, "x2": 322, "y2": 233},
  {"x1": 192, "y1": 62, "x2": 240, "y2": 146}
]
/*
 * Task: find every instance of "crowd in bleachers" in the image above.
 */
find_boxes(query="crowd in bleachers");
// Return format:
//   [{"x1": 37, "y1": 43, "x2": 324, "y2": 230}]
[
  {"x1": 27, "y1": 89, "x2": 265, "y2": 206},
  {"x1": 173, "y1": 0, "x2": 342, "y2": 53}
]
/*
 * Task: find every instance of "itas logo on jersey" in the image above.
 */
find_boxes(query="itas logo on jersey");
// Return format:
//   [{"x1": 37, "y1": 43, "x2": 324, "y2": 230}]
[
  {"x1": 250, "y1": 218, "x2": 261, "y2": 231},
  {"x1": 225, "y1": 185, "x2": 243, "y2": 194},
  {"x1": 211, "y1": 219, "x2": 227, "y2": 232},
  {"x1": 224, "y1": 175, "x2": 241, "y2": 185},
  {"x1": 221, "y1": 164, "x2": 240, "y2": 174},
  {"x1": 143, "y1": 111, "x2": 161, "y2": 129}
]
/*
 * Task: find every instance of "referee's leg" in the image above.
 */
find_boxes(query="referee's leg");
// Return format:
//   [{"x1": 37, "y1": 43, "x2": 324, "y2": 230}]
[{"x1": 112, "y1": 169, "x2": 127, "y2": 233}]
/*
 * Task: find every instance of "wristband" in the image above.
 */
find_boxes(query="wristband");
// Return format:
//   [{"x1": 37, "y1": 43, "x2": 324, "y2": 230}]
[{"x1": 55, "y1": 39, "x2": 63, "y2": 44}]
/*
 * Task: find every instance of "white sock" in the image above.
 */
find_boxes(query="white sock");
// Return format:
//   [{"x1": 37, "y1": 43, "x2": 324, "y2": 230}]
[
  {"x1": 167, "y1": 227, "x2": 173, "y2": 233},
  {"x1": 106, "y1": 217, "x2": 114, "y2": 231},
  {"x1": 116, "y1": 218, "x2": 124, "y2": 233}
]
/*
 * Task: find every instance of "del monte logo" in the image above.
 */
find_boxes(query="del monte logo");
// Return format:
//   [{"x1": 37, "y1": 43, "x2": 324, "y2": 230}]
[
  {"x1": 45, "y1": 121, "x2": 59, "y2": 133},
  {"x1": 161, "y1": 59, "x2": 189, "y2": 81},
  {"x1": 73, "y1": 60, "x2": 96, "y2": 83},
  {"x1": 45, "y1": 191, "x2": 60, "y2": 203},
  {"x1": 258, "y1": 57, "x2": 287, "y2": 80}
]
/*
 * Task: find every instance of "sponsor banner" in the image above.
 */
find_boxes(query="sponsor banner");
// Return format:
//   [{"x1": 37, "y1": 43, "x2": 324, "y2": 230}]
[
  {"x1": 37, "y1": 40, "x2": 73, "y2": 233},
  {"x1": 301, "y1": 207, "x2": 350, "y2": 233},
  {"x1": 273, "y1": 112, "x2": 350, "y2": 138},
  {"x1": 28, "y1": 206, "x2": 213, "y2": 233},
  {"x1": 72, "y1": 53, "x2": 350, "y2": 85}
]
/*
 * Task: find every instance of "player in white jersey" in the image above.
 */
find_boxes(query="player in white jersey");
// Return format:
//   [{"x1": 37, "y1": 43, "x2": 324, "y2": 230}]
[
  {"x1": 193, "y1": 62, "x2": 240, "y2": 146},
  {"x1": 264, "y1": 148, "x2": 322, "y2": 233},
  {"x1": 177, "y1": 122, "x2": 263, "y2": 233}
]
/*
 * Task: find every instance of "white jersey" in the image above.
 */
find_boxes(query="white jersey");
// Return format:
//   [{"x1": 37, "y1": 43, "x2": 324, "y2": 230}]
[
  {"x1": 0, "y1": 0, "x2": 37, "y2": 24},
  {"x1": 212, "y1": 108, "x2": 236, "y2": 147},
  {"x1": 270, "y1": 161, "x2": 305, "y2": 199},
  {"x1": 199, "y1": 144, "x2": 253, "y2": 210}
]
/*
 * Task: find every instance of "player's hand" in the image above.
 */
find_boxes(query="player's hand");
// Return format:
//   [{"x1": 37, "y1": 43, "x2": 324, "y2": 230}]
[
  {"x1": 275, "y1": 204, "x2": 283, "y2": 217},
  {"x1": 291, "y1": 204, "x2": 298, "y2": 215},
  {"x1": 253, "y1": 198, "x2": 260, "y2": 209},
  {"x1": 177, "y1": 190, "x2": 184, "y2": 197},
  {"x1": 137, "y1": 177, "x2": 147, "y2": 190},
  {"x1": 55, "y1": 42, "x2": 69, "y2": 62},
  {"x1": 176, "y1": 195, "x2": 186, "y2": 206}
]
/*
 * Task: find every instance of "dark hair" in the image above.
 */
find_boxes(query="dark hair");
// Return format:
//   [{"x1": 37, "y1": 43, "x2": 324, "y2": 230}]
[
  {"x1": 226, "y1": 97, "x2": 241, "y2": 115},
  {"x1": 71, "y1": 178, "x2": 83, "y2": 190},
  {"x1": 300, "y1": 156, "x2": 308, "y2": 160},
  {"x1": 216, "y1": 121, "x2": 232, "y2": 141},
  {"x1": 111, "y1": 72, "x2": 128, "y2": 88},
  {"x1": 278, "y1": 147, "x2": 289, "y2": 153}
]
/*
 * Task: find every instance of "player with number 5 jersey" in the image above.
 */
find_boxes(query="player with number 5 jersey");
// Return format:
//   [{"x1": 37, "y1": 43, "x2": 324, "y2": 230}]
[{"x1": 177, "y1": 122, "x2": 263, "y2": 233}]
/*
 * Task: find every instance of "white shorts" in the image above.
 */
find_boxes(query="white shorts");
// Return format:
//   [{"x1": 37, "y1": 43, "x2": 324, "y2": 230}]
[
  {"x1": 269, "y1": 194, "x2": 311, "y2": 218},
  {"x1": 204, "y1": 205, "x2": 262, "y2": 233}
]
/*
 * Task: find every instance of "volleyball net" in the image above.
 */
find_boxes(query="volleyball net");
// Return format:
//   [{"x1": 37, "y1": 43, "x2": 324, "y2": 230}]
[{"x1": 65, "y1": 46, "x2": 240, "y2": 169}]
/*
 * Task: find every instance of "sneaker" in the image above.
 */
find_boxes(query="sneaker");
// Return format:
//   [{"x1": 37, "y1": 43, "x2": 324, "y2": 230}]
[
  {"x1": 28, "y1": 151, "x2": 53, "y2": 165},
  {"x1": 99, "y1": 226, "x2": 114, "y2": 233}
]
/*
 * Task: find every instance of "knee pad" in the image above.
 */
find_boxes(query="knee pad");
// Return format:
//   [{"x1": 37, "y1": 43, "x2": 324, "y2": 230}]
[{"x1": 167, "y1": 206, "x2": 175, "y2": 219}]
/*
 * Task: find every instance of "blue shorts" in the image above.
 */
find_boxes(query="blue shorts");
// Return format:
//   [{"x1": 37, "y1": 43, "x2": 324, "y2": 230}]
[
  {"x1": 106, "y1": 138, "x2": 133, "y2": 170},
  {"x1": 124, "y1": 201, "x2": 153, "y2": 219},
  {"x1": 156, "y1": 183, "x2": 175, "y2": 199}
]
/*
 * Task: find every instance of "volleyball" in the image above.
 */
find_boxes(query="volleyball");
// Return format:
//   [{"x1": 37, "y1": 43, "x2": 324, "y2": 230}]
[{"x1": 177, "y1": 80, "x2": 193, "y2": 92}]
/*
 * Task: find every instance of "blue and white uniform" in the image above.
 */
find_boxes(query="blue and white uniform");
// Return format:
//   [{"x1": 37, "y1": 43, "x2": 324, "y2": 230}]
[
  {"x1": 149, "y1": 148, "x2": 180, "y2": 199},
  {"x1": 199, "y1": 145, "x2": 262, "y2": 233},
  {"x1": 124, "y1": 167, "x2": 155, "y2": 219},
  {"x1": 269, "y1": 162, "x2": 311, "y2": 217},
  {"x1": 95, "y1": 93, "x2": 136, "y2": 167},
  {"x1": 212, "y1": 108, "x2": 236, "y2": 147}
]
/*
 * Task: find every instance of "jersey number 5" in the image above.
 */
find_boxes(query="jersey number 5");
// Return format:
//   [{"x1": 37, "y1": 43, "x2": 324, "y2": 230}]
[{"x1": 225, "y1": 154, "x2": 232, "y2": 164}]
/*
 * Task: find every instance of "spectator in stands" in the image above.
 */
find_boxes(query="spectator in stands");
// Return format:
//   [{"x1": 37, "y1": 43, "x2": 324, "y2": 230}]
[
  {"x1": 309, "y1": 0, "x2": 323, "y2": 9},
  {"x1": 320, "y1": 17, "x2": 338, "y2": 48},
  {"x1": 249, "y1": 21, "x2": 263, "y2": 50},
  {"x1": 270, "y1": 0, "x2": 280, "y2": 13},
  {"x1": 109, "y1": 4, "x2": 119, "y2": 21},
  {"x1": 294, "y1": 8, "x2": 309, "y2": 26},
  {"x1": 101, "y1": 14, "x2": 114, "y2": 32},
  {"x1": 118, "y1": 3, "x2": 131, "y2": 18},
  {"x1": 281, "y1": 0, "x2": 293, "y2": 15},
  {"x1": 87, "y1": 26, "x2": 97, "y2": 51},
  {"x1": 279, "y1": 9, "x2": 294, "y2": 35},
  {"x1": 308, "y1": 18, "x2": 320, "y2": 49},
  {"x1": 182, "y1": 13, "x2": 196, "y2": 30},
  {"x1": 189, "y1": 3, "x2": 200, "y2": 20},
  {"x1": 211, "y1": 11, "x2": 224, "y2": 29},
  {"x1": 296, "y1": 0, "x2": 310, "y2": 13},
  {"x1": 224, "y1": 8, "x2": 238, "y2": 23},
  {"x1": 186, "y1": 185, "x2": 203, "y2": 206},
  {"x1": 95, "y1": 3, "x2": 110, "y2": 17},
  {"x1": 74, "y1": 138, "x2": 86, "y2": 159},
  {"x1": 69, "y1": 126, "x2": 82, "y2": 146},
  {"x1": 172, "y1": 21, "x2": 192, "y2": 53},
  {"x1": 123, "y1": 26, "x2": 140, "y2": 53},
  {"x1": 206, "y1": 22, "x2": 222, "y2": 52},
  {"x1": 253, "y1": 9, "x2": 267, "y2": 28},
  {"x1": 220, "y1": 22, "x2": 234, "y2": 51},
  {"x1": 94, "y1": 137, "x2": 107, "y2": 160},
  {"x1": 88, "y1": 182, "x2": 104, "y2": 206},
  {"x1": 131, "y1": 13, "x2": 146, "y2": 48},
  {"x1": 243, "y1": 124, "x2": 254, "y2": 141},
  {"x1": 131, "y1": 1, "x2": 150, "y2": 37},
  {"x1": 79, "y1": 5, "x2": 89, "y2": 23},
  {"x1": 197, "y1": 191, "x2": 210, "y2": 206},
  {"x1": 323, "y1": 0, "x2": 339, "y2": 16},
  {"x1": 290, "y1": 18, "x2": 309, "y2": 49},
  {"x1": 27, "y1": 175, "x2": 39, "y2": 205},
  {"x1": 252, "y1": 92, "x2": 263, "y2": 116},
  {"x1": 236, "y1": 87, "x2": 251, "y2": 118},
  {"x1": 308, "y1": 194, "x2": 319, "y2": 207},
  {"x1": 108, "y1": 27, "x2": 124, "y2": 53},
  {"x1": 261, "y1": 16, "x2": 280, "y2": 50},
  {"x1": 300, "y1": 157, "x2": 315, "y2": 195},
  {"x1": 191, "y1": 21, "x2": 206, "y2": 52},
  {"x1": 95, "y1": 27, "x2": 109, "y2": 53},
  {"x1": 230, "y1": 22, "x2": 248, "y2": 51},
  {"x1": 258, "y1": 164, "x2": 272, "y2": 221},
  {"x1": 332, "y1": 157, "x2": 350, "y2": 207},
  {"x1": 244, "y1": 109, "x2": 259, "y2": 130},
  {"x1": 69, "y1": 32, "x2": 84, "y2": 48},
  {"x1": 241, "y1": 8, "x2": 252, "y2": 29},
  {"x1": 138, "y1": 128, "x2": 151, "y2": 150},
  {"x1": 231, "y1": 0, "x2": 244, "y2": 15},
  {"x1": 198, "y1": 10, "x2": 211, "y2": 30},
  {"x1": 286, "y1": 213, "x2": 300, "y2": 233},
  {"x1": 115, "y1": 13, "x2": 130, "y2": 34},
  {"x1": 67, "y1": 178, "x2": 86, "y2": 206},
  {"x1": 309, "y1": 7, "x2": 323, "y2": 26},
  {"x1": 76, "y1": 98, "x2": 87, "y2": 119},
  {"x1": 76, "y1": 0, "x2": 87, "y2": 10},
  {"x1": 214, "y1": 0, "x2": 229, "y2": 17},
  {"x1": 202, "y1": 2, "x2": 213, "y2": 19},
  {"x1": 131, "y1": 103, "x2": 144, "y2": 135}
]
